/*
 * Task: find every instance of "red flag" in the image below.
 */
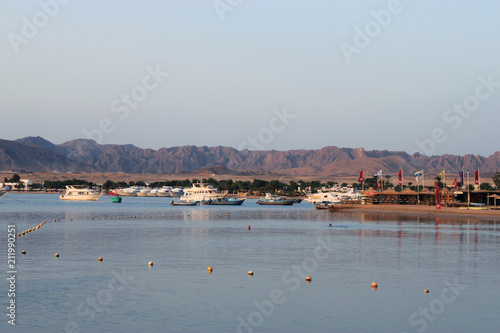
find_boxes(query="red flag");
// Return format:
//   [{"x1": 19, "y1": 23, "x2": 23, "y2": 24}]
[
  {"x1": 453, "y1": 178, "x2": 457, "y2": 188},
  {"x1": 398, "y1": 170, "x2": 403, "y2": 186},
  {"x1": 435, "y1": 181, "x2": 441, "y2": 210},
  {"x1": 474, "y1": 170, "x2": 479, "y2": 185},
  {"x1": 359, "y1": 170, "x2": 364, "y2": 183},
  {"x1": 377, "y1": 180, "x2": 381, "y2": 189}
]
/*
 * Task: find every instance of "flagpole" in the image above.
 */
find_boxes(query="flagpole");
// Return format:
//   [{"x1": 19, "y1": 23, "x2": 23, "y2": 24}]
[
  {"x1": 362, "y1": 170, "x2": 364, "y2": 191},
  {"x1": 416, "y1": 175, "x2": 420, "y2": 204},
  {"x1": 467, "y1": 170, "x2": 470, "y2": 209},
  {"x1": 381, "y1": 170, "x2": 383, "y2": 191}
]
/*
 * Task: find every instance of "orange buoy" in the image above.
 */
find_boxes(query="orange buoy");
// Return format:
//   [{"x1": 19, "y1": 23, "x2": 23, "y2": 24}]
[
  {"x1": 55, "y1": 253, "x2": 59, "y2": 258},
  {"x1": 98, "y1": 257, "x2": 103, "y2": 262},
  {"x1": 328, "y1": 224, "x2": 332, "y2": 227},
  {"x1": 248, "y1": 270, "x2": 254, "y2": 276},
  {"x1": 208, "y1": 266, "x2": 213, "y2": 272},
  {"x1": 148, "y1": 261, "x2": 153, "y2": 266},
  {"x1": 21, "y1": 250, "x2": 26, "y2": 255},
  {"x1": 371, "y1": 282, "x2": 378, "y2": 288},
  {"x1": 248, "y1": 226, "x2": 251, "y2": 230},
  {"x1": 306, "y1": 276, "x2": 312, "y2": 282},
  {"x1": 424, "y1": 290, "x2": 429, "y2": 293}
]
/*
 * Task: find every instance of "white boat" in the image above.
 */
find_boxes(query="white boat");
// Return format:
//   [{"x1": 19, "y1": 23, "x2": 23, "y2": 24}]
[
  {"x1": 147, "y1": 188, "x2": 158, "y2": 197},
  {"x1": 305, "y1": 191, "x2": 342, "y2": 204},
  {"x1": 59, "y1": 185, "x2": 102, "y2": 201},
  {"x1": 257, "y1": 193, "x2": 294, "y2": 205},
  {"x1": 116, "y1": 186, "x2": 138, "y2": 196},
  {"x1": 169, "y1": 187, "x2": 184, "y2": 197},
  {"x1": 137, "y1": 188, "x2": 150, "y2": 197},
  {"x1": 180, "y1": 183, "x2": 226, "y2": 203},
  {"x1": 156, "y1": 186, "x2": 173, "y2": 197}
]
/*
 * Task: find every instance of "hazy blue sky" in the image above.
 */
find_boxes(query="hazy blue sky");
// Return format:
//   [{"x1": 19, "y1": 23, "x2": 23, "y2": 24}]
[{"x1": 1, "y1": 0, "x2": 499, "y2": 156}]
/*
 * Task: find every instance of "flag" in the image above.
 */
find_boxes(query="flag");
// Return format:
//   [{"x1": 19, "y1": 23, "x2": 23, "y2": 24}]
[
  {"x1": 459, "y1": 171, "x2": 464, "y2": 187},
  {"x1": 440, "y1": 170, "x2": 445, "y2": 181},
  {"x1": 474, "y1": 170, "x2": 479, "y2": 185},
  {"x1": 435, "y1": 181, "x2": 441, "y2": 210},
  {"x1": 453, "y1": 178, "x2": 457, "y2": 188},
  {"x1": 398, "y1": 170, "x2": 403, "y2": 186},
  {"x1": 414, "y1": 170, "x2": 423, "y2": 181},
  {"x1": 359, "y1": 170, "x2": 364, "y2": 183},
  {"x1": 374, "y1": 170, "x2": 382, "y2": 177},
  {"x1": 377, "y1": 180, "x2": 381, "y2": 189}
]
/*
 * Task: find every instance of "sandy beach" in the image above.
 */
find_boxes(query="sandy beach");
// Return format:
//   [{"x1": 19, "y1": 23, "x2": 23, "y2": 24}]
[{"x1": 346, "y1": 204, "x2": 500, "y2": 220}]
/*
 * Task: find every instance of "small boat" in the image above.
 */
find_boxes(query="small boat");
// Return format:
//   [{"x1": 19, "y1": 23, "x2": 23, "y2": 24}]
[
  {"x1": 171, "y1": 200, "x2": 200, "y2": 206},
  {"x1": 111, "y1": 196, "x2": 122, "y2": 203},
  {"x1": 59, "y1": 185, "x2": 102, "y2": 201},
  {"x1": 204, "y1": 198, "x2": 245, "y2": 205},
  {"x1": 314, "y1": 202, "x2": 330, "y2": 209},
  {"x1": 257, "y1": 193, "x2": 294, "y2": 205},
  {"x1": 293, "y1": 198, "x2": 303, "y2": 204}
]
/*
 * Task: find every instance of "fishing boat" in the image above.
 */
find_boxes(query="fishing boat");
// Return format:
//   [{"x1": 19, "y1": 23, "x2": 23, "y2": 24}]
[
  {"x1": 171, "y1": 200, "x2": 199, "y2": 206},
  {"x1": 203, "y1": 198, "x2": 245, "y2": 205},
  {"x1": 257, "y1": 193, "x2": 294, "y2": 205},
  {"x1": 59, "y1": 185, "x2": 102, "y2": 201}
]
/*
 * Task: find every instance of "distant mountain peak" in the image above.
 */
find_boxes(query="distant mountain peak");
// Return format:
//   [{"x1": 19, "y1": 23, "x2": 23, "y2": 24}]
[{"x1": 1, "y1": 137, "x2": 498, "y2": 177}]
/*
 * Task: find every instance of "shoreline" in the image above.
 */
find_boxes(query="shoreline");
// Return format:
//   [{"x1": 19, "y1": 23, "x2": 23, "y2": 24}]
[{"x1": 345, "y1": 204, "x2": 500, "y2": 220}]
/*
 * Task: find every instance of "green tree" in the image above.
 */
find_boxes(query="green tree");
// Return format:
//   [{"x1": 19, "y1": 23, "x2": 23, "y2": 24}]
[
  {"x1": 493, "y1": 172, "x2": 500, "y2": 189},
  {"x1": 480, "y1": 182, "x2": 493, "y2": 190}
]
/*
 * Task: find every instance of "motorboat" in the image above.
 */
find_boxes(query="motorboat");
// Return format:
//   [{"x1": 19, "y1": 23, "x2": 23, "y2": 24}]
[
  {"x1": 111, "y1": 196, "x2": 122, "y2": 203},
  {"x1": 314, "y1": 202, "x2": 331, "y2": 209},
  {"x1": 147, "y1": 188, "x2": 158, "y2": 197},
  {"x1": 116, "y1": 186, "x2": 138, "y2": 196},
  {"x1": 59, "y1": 185, "x2": 102, "y2": 201},
  {"x1": 137, "y1": 188, "x2": 150, "y2": 197},
  {"x1": 180, "y1": 183, "x2": 226, "y2": 203},
  {"x1": 171, "y1": 200, "x2": 199, "y2": 206},
  {"x1": 156, "y1": 186, "x2": 173, "y2": 197},
  {"x1": 203, "y1": 198, "x2": 245, "y2": 205},
  {"x1": 305, "y1": 191, "x2": 341, "y2": 204},
  {"x1": 257, "y1": 193, "x2": 294, "y2": 205},
  {"x1": 169, "y1": 187, "x2": 184, "y2": 197}
]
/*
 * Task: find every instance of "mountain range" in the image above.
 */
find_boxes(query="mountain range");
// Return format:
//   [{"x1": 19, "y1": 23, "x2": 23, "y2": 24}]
[{"x1": 1, "y1": 136, "x2": 499, "y2": 177}]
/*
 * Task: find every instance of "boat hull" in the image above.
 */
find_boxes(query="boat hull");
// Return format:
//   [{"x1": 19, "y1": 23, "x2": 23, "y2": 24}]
[
  {"x1": 257, "y1": 200, "x2": 294, "y2": 206},
  {"x1": 60, "y1": 194, "x2": 102, "y2": 201},
  {"x1": 171, "y1": 201, "x2": 199, "y2": 206},
  {"x1": 206, "y1": 199, "x2": 245, "y2": 205}
]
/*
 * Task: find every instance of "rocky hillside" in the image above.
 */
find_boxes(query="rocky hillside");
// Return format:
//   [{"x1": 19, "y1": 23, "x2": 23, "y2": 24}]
[{"x1": 0, "y1": 136, "x2": 498, "y2": 176}]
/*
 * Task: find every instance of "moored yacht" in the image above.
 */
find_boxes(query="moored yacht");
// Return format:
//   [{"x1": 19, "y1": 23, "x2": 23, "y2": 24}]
[
  {"x1": 59, "y1": 185, "x2": 102, "y2": 201},
  {"x1": 180, "y1": 183, "x2": 226, "y2": 203},
  {"x1": 157, "y1": 186, "x2": 173, "y2": 197}
]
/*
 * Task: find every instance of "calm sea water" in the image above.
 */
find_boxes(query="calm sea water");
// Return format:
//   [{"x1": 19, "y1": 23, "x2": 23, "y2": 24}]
[{"x1": 1, "y1": 193, "x2": 499, "y2": 333}]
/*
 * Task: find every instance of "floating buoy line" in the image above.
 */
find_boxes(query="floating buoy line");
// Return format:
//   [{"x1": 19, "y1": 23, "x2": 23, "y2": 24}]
[{"x1": 14, "y1": 213, "x2": 432, "y2": 292}]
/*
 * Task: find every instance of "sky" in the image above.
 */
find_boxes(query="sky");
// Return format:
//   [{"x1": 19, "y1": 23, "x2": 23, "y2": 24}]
[{"x1": 1, "y1": 0, "x2": 499, "y2": 157}]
